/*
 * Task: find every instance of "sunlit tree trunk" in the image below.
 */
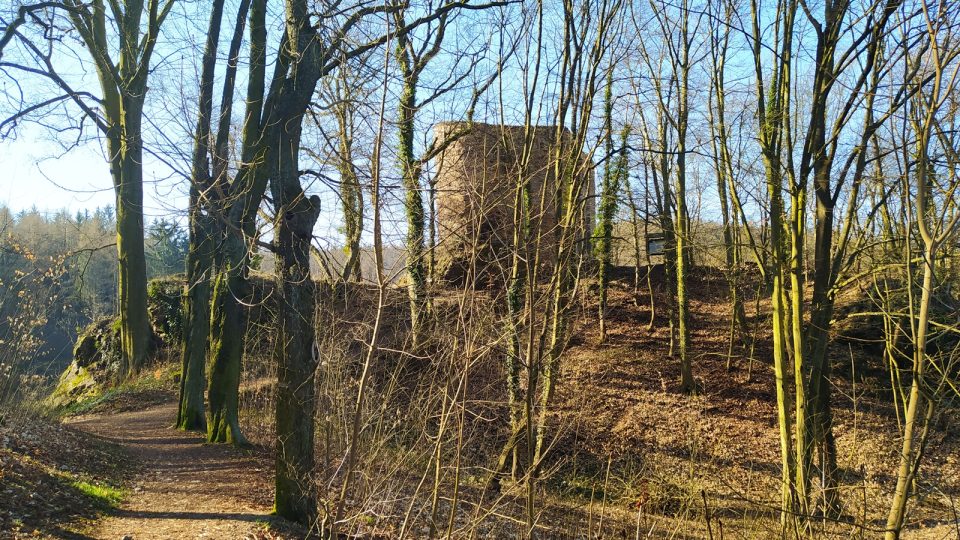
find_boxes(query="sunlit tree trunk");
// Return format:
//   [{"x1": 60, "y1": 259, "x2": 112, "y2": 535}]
[
  {"x1": 62, "y1": 0, "x2": 174, "y2": 375},
  {"x1": 205, "y1": 0, "x2": 266, "y2": 446},
  {"x1": 672, "y1": 0, "x2": 694, "y2": 393},
  {"x1": 750, "y1": 0, "x2": 799, "y2": 526},
  {"x1": 177, "y1": 0, "x2": 228, "y2": 432},
  {"x1": 595, "y1": 72, "x2": 626, "y2": 344},
  {"x1": 886, "y1": 19, "x2": 960, "y2": 529}
]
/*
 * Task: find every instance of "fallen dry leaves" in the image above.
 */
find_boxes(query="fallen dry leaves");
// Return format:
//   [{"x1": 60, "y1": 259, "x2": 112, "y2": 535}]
[{"x1": 0, "y1": 410, "x2": 129, "y2": 539}]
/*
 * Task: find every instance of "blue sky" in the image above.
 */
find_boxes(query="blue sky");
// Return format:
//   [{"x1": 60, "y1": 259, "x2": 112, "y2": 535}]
[
  {"x1": 0, "y1": 1, "x2": 197, "y2": 220},
  {"x1": 0, "y1": 0, "x2": 494, "y2": 243},
  {"x1": 4, "y1": 126, "x2": 118, "y2": 212},
  {"x1": 0, "y1": 0, "x2": 812, "y2": 235},
  {"x1": 2, "y1": 123, "x2": 182, "y2": 216}
]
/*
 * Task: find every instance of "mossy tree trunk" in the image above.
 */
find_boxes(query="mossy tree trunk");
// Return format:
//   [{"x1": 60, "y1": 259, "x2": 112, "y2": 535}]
[
  {"x1": 671, "y1": 2, "x2": 694, "y2": 394},
  {"x1": 594, "y1": 72, "x2": 626, "y2": 344},
  {"x1": 177, "y1": 212, "x2": 214, "y2": 430},
  {"x1": 62, "y1": 0, "x2": 173, "y2": 376},
  {"x1": 787, "y1": 182, "x2": 810, "y2": 517},
  {"x1": 391, "y1": 4, "x2": 485, "y2": 344},
  {"x1": 204, "y1": 0, "x2": 267, "y2": 446},
  {"x1": 394, "y1": 21, "x2": 428, "y2": 344},
  {"x1": 114, "y1": 120, "x2": 151, "y2": 375},
  {"x1": 750, "y1": 0, "x2": 799, "y2": 525},
  {"x1": 272, "y1": 150, "x2": 322, "y2": 526},
  {"x1": 177, "y1": 0, "x2": 228, "y2": 432},
  {"x1": 399, "y1": 106, "x2": 427, "y2": 345},
  {"x1": 206, "y1": 258, "x2": 248, "y2": 444},
  {"x1": 265, "y1": 0, "x2": 324, "y2": 524}
]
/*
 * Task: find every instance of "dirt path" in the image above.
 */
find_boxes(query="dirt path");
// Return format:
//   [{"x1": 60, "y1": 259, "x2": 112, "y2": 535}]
[{"x1": 68, "y1": 403, "x2": 279, "y2": 540}]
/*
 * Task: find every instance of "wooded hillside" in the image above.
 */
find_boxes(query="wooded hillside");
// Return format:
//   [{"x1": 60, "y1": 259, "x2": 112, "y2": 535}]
[{"x1": 1, "y1": 0, "x2": 959, "y2": 538}]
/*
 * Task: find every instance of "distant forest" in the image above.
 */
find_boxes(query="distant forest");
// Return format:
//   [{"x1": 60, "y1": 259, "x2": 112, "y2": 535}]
[{"x1": 0, "y1": 206, "x2": 186, "y2": 369}]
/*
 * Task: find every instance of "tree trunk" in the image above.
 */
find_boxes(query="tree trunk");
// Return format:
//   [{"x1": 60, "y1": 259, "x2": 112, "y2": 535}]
[
  {"x1": 206, "y1": 240, "x2": 249, "y2": 445},
  {"x1": 885, "y1": 249, "x2": 935, "y2": 538},
  {"x1": 674, "y1": 11, "x2": 694, "y2": 394},
  {"x1": 271, "y1": 87, "x2": 322, "y2": 525},
  {"x1": 273, "y1": 193, "x2": 321, "y2": 525},
  {"x1": 595, "y1": 72, "x2": 616, "y2": 343},
  {"x1": 337, "y1": 98, "x2": 363, "y2": 283},
  {"x1": 788, "y1": 187, "x2": 810, "y2": 516},
  {"x1": 177, "y1": 213, "x2": 214, "y2": 430},
  {"x1": 805, "y1": 184, "x2": 841, "y2": 515},
  {"x1": 62, "y1": 0, "x2": 161, "y2": 379},
  {"x1": 268, "y1": 0, "x2": 324, "y2": 523},
  {"x1": 115, "y1": 96, "x2": 151, "y2": 375},
  {"x1": 203, "y1": 0, "x2": 265, "y2": 446},
  {"x1": 396, "y1": 64, "x2": 427, "y2": 344},
  {"x1": 177, "y1": 0, "x2": 228, "y2": 432}
]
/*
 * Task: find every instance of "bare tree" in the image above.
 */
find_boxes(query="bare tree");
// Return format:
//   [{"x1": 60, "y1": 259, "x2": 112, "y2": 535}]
[
  {"x1": 392, "y1": 0, "x2": 502, "y2": 344},
  {"x1": 1, "y1": 0, "x2": 175, "y2": 374},
  {"x1": 885, "y1": 4, "x2": 960, "y2": 535}
]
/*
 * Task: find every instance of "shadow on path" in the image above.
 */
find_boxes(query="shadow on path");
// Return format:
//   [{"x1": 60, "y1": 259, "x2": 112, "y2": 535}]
[{"x1": 68, "y1": 402, "x2": 295, "y2": 540}]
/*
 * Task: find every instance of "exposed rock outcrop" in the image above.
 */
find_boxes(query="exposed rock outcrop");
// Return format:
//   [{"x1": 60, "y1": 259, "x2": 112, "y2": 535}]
[{"x1": 47, "y1": 277, "x2": 184, "y2": 410}]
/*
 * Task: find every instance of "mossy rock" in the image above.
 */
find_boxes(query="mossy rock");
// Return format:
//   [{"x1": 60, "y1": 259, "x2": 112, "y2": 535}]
[
  {"x1": 48, "y1": 273, "x2": 271, "y2": 411},
  {"x1": 73, "y1": 318, "x2": 123, "y2": 370},
  {"x1": 148, "y1": 275, "x2": 185, "y2": 343},
  {"x1": 47, "y1": 363, "x2": 98, "y2": 409},
  {"x1": 48, "y1": 318, "x2": 124, "y2": 410},
  {"x1": 48, "y1": 275, "x2": 182, "y2": 412}
]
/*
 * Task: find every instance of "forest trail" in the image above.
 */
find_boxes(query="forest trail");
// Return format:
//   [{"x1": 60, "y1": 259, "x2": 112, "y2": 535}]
[{"x1": 67, "y1": 403, "x2": 277, "y2": 540}]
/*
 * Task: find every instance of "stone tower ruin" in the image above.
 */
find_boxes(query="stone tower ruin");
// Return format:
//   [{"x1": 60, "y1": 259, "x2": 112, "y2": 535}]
[{"x1": 432, "y1": 122, "x2": 595, "y2": 286}]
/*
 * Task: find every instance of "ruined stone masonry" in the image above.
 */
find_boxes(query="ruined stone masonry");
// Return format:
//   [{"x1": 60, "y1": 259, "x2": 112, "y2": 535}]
[{"x1": 432, "y1": 122, "x2": 595, "y2": 287}]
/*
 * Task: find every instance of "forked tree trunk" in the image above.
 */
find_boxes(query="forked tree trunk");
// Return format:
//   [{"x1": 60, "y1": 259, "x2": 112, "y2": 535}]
[
  {"x1": 750, "y1": 0, "x2": 800, "y2": 526},
  {"x1": 177, "y1": 0, "x2": 229, "y2": 432},
  {"x1": 268, "y1": 0, "x2": 324, "y2": 524},
  {"x1": 884, "y1": 47, "x2": 957, "y2": 527},
  {"x1": 204, "y1": 0, "x2": 265, "y2": 446}
]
